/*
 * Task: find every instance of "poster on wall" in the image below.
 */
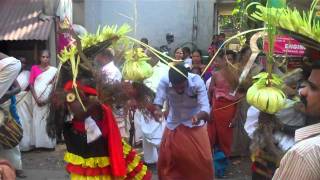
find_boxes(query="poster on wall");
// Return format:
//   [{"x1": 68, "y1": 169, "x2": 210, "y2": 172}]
[{"x1": 264, "y1": 35, "x2": 305, "y2": 57}]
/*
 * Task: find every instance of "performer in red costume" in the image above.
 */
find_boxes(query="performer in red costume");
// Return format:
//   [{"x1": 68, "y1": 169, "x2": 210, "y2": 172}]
[{"x1": 61, "y1": 80, "x2": 151, "y2": 180}]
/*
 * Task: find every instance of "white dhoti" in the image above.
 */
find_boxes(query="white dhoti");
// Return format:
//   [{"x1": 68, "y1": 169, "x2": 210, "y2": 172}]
[
  {"x1": 114, "y1": 107, "x2": 129, "y2": 138},
  {"x1": 134, "y1": 110, "x2": 165, "y2": 164},
  {"x1": 0, "y1": 145, "x2": 22, "y2": 170}
]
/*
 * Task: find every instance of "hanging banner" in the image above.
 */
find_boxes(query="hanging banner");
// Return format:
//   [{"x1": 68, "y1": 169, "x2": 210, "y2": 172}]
[{"x1": 264, "y1": 35, "x2": 305, "y2": 57}]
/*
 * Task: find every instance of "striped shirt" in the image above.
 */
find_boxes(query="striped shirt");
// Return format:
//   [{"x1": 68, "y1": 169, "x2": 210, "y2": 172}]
[{"x1": 273, "y1": 123, "x2": 320, "y2": 180}]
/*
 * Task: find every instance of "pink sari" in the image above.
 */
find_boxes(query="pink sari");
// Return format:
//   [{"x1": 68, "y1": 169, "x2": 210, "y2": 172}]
[
  {"x1": 30, "y1": 65, "x2": 57, "y2": 148},
  {"x1": 29, "y1": 65, "x2": 43, "y2": 86}
]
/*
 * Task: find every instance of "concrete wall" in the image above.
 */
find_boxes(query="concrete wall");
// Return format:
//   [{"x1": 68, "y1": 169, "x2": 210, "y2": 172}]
[
  {"x1": 84, "y1": 0, "x2": 215, "y2": 54},
  {"x1": 73, "y1": 0, "x2": 85, "y2": 25},
  {"x1": 44, "y1": 0, "x2": 58, "y2": 65}
]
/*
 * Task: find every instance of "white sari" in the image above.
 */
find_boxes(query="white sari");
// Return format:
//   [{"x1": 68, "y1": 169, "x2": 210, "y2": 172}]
[
  {"x1": 31, "y1": 66, "x2": 57, "y2": 148},
  {"x1": 15, "y1": 71, "x2": 34, "y2": 151}
]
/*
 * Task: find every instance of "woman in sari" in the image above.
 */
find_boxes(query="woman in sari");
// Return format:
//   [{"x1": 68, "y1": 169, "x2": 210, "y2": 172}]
[
  {"x1": 29, "y1": 50, "x2": 57, "y2": 149},
  {"x1": 207, "y1": 51, "x2": 240, "y2": 178},
  {"x1": 16, "y1": 57, "x2": 33, "y2": 152}
]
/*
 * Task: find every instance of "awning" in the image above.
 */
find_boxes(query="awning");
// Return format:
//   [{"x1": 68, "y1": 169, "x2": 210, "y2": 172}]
[{"x1": 0, "y1": 0, "x2": 53, "y2": 41}]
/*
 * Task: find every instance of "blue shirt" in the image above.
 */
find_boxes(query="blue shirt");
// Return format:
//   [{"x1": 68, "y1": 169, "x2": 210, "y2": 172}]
[
  {"x1": 10, "y1": 96, "x2": 21, "y2": 126},
  {"x1": 154, "y1": 73, "x2": 210, "y2": 130}
]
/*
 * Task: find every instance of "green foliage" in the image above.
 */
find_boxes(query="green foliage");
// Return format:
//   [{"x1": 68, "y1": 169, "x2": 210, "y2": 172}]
[{"x1": 231, "y1": 0, "x2": 267, "y2": 44}]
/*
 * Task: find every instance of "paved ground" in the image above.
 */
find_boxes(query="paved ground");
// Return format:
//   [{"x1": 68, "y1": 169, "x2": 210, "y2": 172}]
[{"x1": 18, "y1": 144, "x2": 251, "y2": 180}]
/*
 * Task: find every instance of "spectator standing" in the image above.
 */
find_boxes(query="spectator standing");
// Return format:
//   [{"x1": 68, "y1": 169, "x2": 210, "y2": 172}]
[
  {"x1": 182, "y1": 47, "x2": 192, "y2": 68},
  {"x1": 95, "y1": 48, "x2": 128, "y2": 138},
  {"x1": 207, "y1": 51, "x2": 240, "y2": 177},
  {"x1": 208, "y1": 34, "x2": 218, "y2": 57},
  {"x1": 29, "y1": 50, "x2": 57, "y2": 149},
  {"x1": 191, "y1": 49, "x2": 205, "y2": 75},
  {"x1": 16, "y1": 57, "x2": 32, "y2": 152},
  {"x1": 173, "y1": 47, "x2": 184, "y2": 61}
]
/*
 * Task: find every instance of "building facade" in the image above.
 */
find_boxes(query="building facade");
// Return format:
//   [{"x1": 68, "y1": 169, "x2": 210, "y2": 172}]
[{"x1": 74, "y1": 0, "x2": 216, "y2": 54}]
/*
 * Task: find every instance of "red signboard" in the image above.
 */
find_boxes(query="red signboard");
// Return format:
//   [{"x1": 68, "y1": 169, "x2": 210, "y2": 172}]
[{"x1": 264, "y1": 35, "x2": 305, "y2": 57}]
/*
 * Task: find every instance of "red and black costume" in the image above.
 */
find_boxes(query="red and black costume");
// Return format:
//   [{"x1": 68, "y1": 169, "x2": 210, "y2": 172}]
[{"x1": 63, "y1": 81, "x2": 151, "y2": 180}]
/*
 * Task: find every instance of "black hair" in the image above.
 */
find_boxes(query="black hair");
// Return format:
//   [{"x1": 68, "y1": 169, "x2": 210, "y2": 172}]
[
  {"x1": 97, "y1": 48, "x2": 114, "y2": 59},
  {"x1": 192, "y1": 49, "x2": 202, "y2": 56},
  {"x1": 182, "y1": 47, "x2": 191, "y2": 54},
  {"x1": 140, "y1": 38, "x2": 148, "y2": 45},
  {"x1": 226, "y1": 50, "x2": 236, "y2": 61},
  {"x1": 192, "y1": 49, "x2": 203, "y2": 64},
  {"x1": 239, "y1": 46, "x2": 251, "y2": 56},
  {"x1": 169, "y1": 63, "x2": 188, "y2": 85},
  {"x1": 219, "y1": 33, "x2": 226, "y2": 38},
  {"x1": 40, "y1": 49, "x2": 50, "y2": 57},
  {"x1": 304, "y1": 48, "x2": 320, "y2": 70},
  {"x1": 312, "y1": 61, "x2": 320, "y2": 69}
]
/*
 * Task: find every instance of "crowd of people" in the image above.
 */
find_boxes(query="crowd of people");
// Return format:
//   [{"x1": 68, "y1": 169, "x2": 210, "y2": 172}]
[
  {"x1": 0, "y1": 30, "x2": 319, "y2": 180},
  {"x1": 0, "y1": 50, "x2": 58, "y2": 179}
]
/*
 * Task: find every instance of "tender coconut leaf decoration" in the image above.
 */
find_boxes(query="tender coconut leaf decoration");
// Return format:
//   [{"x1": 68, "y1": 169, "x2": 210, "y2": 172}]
[
  {"x1": 248, "y1": 0, "x2": 320, "y2": 44},
  {"x1": 244, "y1": 0, "x2": 288, "y2": 115},
  {"x1": 57, "y1": 24, "x2": 132, "y2": 110},
  {"x1": 58, "y1": 24, "x2": 132, "y2": 64},
  {"x1": 251, "y1": 72, "x2": 283, "y2": 88},
  {"x1": 122, "y1": 48, "x2": 153, "y2": 81}
]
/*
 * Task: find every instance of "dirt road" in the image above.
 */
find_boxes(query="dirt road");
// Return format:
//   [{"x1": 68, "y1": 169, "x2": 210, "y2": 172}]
[{"x1": 19, "y1": 144, "x2": 251, "y2": 180}]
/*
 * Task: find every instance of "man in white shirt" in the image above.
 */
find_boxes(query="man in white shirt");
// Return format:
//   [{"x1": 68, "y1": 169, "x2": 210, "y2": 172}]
[
  {"x1": 95, "y1": 49, "x2": 127, "y2": 137},
  {"x1": 153, "y1": 63, "x2": 213, "y2": 179},
  {"x1": 137, "y1": 56, "x2": 169, "y2": 165},
  {"x1": 95, "y1": 48, "x2": 122, "y2": 83},
  {"x1": 182, "y1": 47, "x2": 192, "y2": 68}
]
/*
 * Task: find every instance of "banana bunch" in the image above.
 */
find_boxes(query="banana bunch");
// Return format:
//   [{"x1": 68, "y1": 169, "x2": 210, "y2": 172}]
[
  {"x1": 246, "y1": 72, "x2": 286, "y2": 114},
  {"x1": 249, "y1": 2, "x2": 320, "y2": 42},
  {"x1": 122, "y1": 48, "x2": 153, "y2": 81}
]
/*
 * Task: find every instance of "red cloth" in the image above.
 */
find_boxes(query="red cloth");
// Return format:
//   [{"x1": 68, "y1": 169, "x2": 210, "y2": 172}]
[
  {"x1": 72, "y1": 121, "x2": 86, "y2": 133},
  {"x1": 207, "y1": 98, "x2": 237, "y2": 157},
  {"x1": 101, "y1": 104, "x2": 126, "y2": 177},
  {"x1": 64, "y1": 80, "x2": 97, "y2": 96},
  {"x1": 158, "y1": 125, "x2": 214, "y2": 180},
  {"x1": 64, "y1": 81, "x2": 126, "y2": 176},
  {"x1": 66, "y1": 164, "x2": 112, "y2": 176}
]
